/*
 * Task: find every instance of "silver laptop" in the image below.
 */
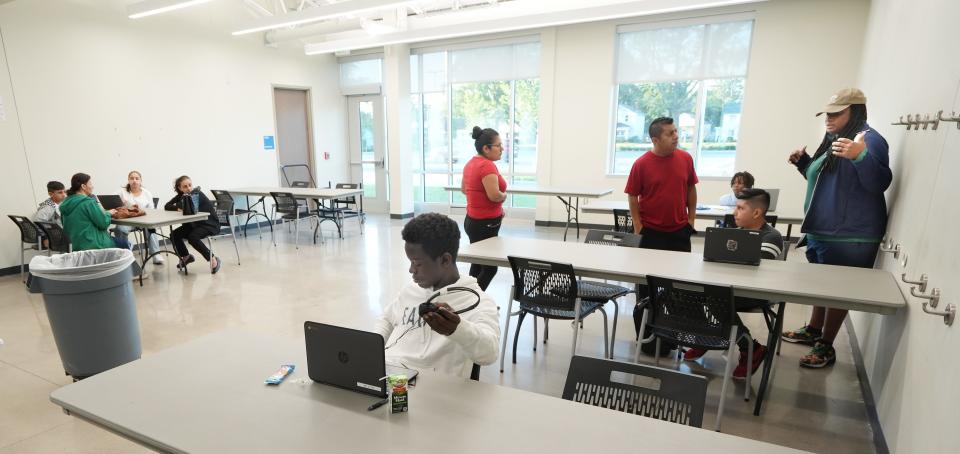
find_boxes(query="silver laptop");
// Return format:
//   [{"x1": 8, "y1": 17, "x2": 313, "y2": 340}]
[{"x1": 757, "y1": 188, "x2": 780, "y2": 212}]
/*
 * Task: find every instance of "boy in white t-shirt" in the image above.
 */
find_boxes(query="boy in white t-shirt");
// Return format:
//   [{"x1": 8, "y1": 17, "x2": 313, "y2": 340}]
[{"x1": 373, "y1": 213, "x2": 500, "y2": 378}]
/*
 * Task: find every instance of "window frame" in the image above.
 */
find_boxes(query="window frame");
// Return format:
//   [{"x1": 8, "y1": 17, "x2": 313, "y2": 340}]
[{"x1": 607, "y1": 14, "x2": 755, "y2": 177}]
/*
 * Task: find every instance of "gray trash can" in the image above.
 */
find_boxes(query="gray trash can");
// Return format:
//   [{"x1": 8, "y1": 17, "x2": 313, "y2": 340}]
[{"x1": 28, "y1": 249, "x2": 142, "y2": 380}]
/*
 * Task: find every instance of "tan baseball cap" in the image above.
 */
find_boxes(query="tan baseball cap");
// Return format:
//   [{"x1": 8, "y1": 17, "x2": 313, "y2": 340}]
[{"x1": 816, "y1": 88, "x2": 867, "y2": 116}]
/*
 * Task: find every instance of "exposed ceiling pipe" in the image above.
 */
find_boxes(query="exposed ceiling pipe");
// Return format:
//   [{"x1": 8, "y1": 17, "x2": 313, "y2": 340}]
[
  {"x1": 265, "y1": 17, "x2": 366, "y2": 44},
  {"x1": 243, "y1": 0, "x2": 274, "y2": 16}
]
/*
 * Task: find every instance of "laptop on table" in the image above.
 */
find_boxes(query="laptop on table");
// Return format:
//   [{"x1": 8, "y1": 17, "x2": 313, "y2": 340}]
[
  {"x1": 304, "y1": 321, "x2": 418, "y2": 398},
  {"x1": 703, "y1": 227, "x2": 763, "y2": 266},
  {"x1": 97, "y1": 194, "x2": 124, "y2": 210}
]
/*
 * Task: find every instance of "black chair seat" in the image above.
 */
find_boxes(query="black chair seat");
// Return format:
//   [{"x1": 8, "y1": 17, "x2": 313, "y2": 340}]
[
  {"x1": 578, "y1": 280, "x2": 632, "y2": 301},
  {"x1": 653, "y1": 327, "x2": 732, "y2": 350},
  {"x1": 520, "y1": 300, "x2": 604, "y2": 320}
]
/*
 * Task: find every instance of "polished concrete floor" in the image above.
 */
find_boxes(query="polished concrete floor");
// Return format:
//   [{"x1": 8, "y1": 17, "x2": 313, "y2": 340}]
[{"x1": 0, "y1": 215, "x2": 876, "y2": 453}]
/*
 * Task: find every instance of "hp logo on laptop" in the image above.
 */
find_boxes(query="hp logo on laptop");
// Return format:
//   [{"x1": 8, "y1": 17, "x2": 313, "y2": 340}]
[
  {"x1": 338, "y1": 351, "x2": 350, "y2": 364},
  {"x1": 726, "y1": 240, "x2": 739, "y2": 252}
]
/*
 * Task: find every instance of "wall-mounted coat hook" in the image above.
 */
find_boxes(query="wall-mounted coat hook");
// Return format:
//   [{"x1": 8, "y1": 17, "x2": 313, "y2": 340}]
[
  {"x1": 891, "y1": 115, "x2": 910, "y2": 127},
  {"x1": 921, "y1": 302, "x2": 955, "y2": 326},
  {"x1": 902, "y1": 273, "x2": 928, "y2": 292},
  {"x1": 939, "y1": 111, "x2": 960, "y2": 129},
  {"x1": 911, "y1": 287, "x2": 941, "y2": 308},
  {"x1": 880, "y1": 242, "x2": 901, "y2": 258}
]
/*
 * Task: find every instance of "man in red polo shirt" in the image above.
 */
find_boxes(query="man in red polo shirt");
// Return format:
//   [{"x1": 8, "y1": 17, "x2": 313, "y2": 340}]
[{"x1": 625, "y1": 117, "x2": 698, "y2": 252}]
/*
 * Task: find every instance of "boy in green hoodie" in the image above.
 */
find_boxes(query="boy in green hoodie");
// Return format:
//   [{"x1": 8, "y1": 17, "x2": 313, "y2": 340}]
[{"x1": 60, "y1": 173, "x2": 130, "y2": 251}]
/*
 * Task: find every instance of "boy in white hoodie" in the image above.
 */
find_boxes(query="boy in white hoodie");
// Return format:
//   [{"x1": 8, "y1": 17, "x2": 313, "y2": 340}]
[{"x1": 374, "y1": 213, "x2": 500, "y2": 378}]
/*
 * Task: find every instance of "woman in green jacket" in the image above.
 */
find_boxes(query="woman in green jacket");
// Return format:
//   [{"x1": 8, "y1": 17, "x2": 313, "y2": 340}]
[{"x1": 60, "y1": 173, "x2": 131, "y2": 251}]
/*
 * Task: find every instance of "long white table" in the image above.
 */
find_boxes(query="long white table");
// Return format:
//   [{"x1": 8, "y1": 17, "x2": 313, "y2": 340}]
[
  {"x1": 113, "y1": 209, "x2": 210, "y2": 285},
  {"x1": 50, "y1": 330, "x2": 809, "y2": 454},
  {"x1": 227, "y1": 186, "x2": 365, "y2": 238},
  {"x1": 582, "y1": 200, "x2": 805, "y2": 240},
  {"x1": 458, "y1": 237, "x2": 904, "y2": 314},
  {"x1": 457, "y1": 236, "x2": 906, "y2": 416},
  {"x1": 444, "y1": 185, "x2": 613, "y2": 241}
]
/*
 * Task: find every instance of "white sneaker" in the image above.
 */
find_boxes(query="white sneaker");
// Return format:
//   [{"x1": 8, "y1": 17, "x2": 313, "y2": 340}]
[{"x1": 153, "y1": 256, "x2": 165, "y2": 265}]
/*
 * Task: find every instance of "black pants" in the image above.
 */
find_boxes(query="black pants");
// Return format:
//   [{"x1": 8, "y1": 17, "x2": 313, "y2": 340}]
[
  {"x1": 171, "y1": 223, "x2": 216, "y2": 261},
  {"x1": 639, "y1": 224, "x2": 695, "y2": 252},
  {"x1": 463, "y1": 215, "x2": 503, "y2": 291}
]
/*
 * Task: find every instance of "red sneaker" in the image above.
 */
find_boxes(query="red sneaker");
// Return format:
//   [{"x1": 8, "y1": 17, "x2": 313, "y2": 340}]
[
  {"x1": 683, "y1": 347, "x2": 708, "y2": 361},
  {"x1": 733, "y1": 343, "x2": 767, "y2": 380}
]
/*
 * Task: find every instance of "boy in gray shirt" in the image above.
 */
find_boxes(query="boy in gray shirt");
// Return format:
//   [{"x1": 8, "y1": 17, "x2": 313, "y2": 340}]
[{"x1": 34, "y1": 181, "x2": 66, "y2": 226}]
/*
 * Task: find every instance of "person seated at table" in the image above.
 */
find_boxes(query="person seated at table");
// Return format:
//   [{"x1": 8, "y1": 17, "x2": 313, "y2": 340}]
[
  {"x1": 60, "y1": 173, "x2": 130, "y2": 251},
  {"x1": 718, "y1": 171, "x2": 755, "y2": 206},
  {"x1": 113, "y1": 170, "x2": 164, "y2": 264},
  {"x1": 164, "y1": 175, "x2": 221, "y2": 274},
  {"x1": 684, "y1": 188, "x2": 783, "y2": 379},
  {"x1": 373, "y1": 213, "x2": 500, "y2": 378},
  {"x1": 34, "y1": 180, "x2": 67, "y2": 227}
]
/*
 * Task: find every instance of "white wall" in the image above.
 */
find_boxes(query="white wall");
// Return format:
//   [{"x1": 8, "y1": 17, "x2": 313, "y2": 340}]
[
  {"x1": 0, "y1": 0, "x2": 346, "y2": 269},
  {"x1": 536, "y1": 0, "x2": 869, "y2": 227},
  {"x1": 850, "y1": 0, "x2": 960, "y2": 452}
]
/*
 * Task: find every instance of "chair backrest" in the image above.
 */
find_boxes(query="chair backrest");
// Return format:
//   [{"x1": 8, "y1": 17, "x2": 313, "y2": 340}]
[
  {"x1": 507, "y1": 256, "x2": 578, "y2": 311},
  {"x1": 211, "y1": 201, "x2": 232, "y2": 227},
  {"x1": 291, "y1": 181, "x2": 311, "y2": 188},
  {"x1": 470, "y1": 363, "x2": 480, "y2": 381},
  {"x1": 584, "y1": 229, "x2": 641, "y2": 248},
  {"x1": 152, "y1": 197, "x2": 160, "y2": 208},
  {"x1": 334, "y1": 182, "x2": 360, "y2": 205},
  {"x1": 612, "y1": 209, "x2": 634, "y2": 233},
  {"x1": 563, "y1": 355, "x2": 707, "y2": 427},
  {"x1": 34, "y1": 221, "x2": 70, "y2": 253},
  {"x1": 280, "y1": 164, "x2": 316, "y2": 188},
  {"x1": 8, "y1": 215, "x2": 42, "y2": 244},
  {"x1": 645, "y1": 275, "x2": 736, "y2": 344},
  {"x1": 722, "y1": 213, "x2": 778, "y2": 228},
  {"x1": 270, "y1": 192, "x2": 300, "y2": 215},
  {"x1": 211, "y1": 190, "x2": 235, "y2": 210}
]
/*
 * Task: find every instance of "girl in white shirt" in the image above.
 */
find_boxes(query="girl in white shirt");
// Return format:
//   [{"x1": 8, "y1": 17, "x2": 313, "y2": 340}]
[{"x1": 114, "y1": 170, "x2": 163, "y2": 264}]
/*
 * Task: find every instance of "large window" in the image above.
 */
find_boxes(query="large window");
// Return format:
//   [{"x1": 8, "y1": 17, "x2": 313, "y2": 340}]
[
  {"x1": 410, "y1": 41, "x2": 540, "y2": 208},
  {"x1": 611, "y1": 18, "x2": 754, "y2": 177}
]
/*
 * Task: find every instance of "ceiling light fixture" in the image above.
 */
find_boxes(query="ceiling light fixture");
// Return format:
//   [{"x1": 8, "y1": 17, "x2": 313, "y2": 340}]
[{"x1": 127, "y1": 0, "x2": 216, "y2": 19}]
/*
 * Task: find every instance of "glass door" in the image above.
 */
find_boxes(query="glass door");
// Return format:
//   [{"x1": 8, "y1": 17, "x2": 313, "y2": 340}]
[{"x1": 347, "y1": 95, "x2": 388, "y2": 212}]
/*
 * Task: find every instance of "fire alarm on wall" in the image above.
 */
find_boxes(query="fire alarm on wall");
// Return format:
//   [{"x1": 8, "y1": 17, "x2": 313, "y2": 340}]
[{"x1": 323, "y1": 152, "x2": 330, "y2": 160}]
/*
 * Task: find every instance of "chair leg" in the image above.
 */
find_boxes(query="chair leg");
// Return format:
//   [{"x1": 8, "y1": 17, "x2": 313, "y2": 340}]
[
  {"x1": 634, "y1": 307, "x2": 649, "y2": 363},
  {"x1": 20, "y1": 245, "x2": 25, "y2": 283},
  {"x1": 571, "y1": 298, "x2": 583, "y2": 356},
  {"x1": 543, "y1": 318, "x2": 549, "y2": 343},
  {"x1": 512, "y1": 310, "x2": 527, "y2": 365},
  {"x1": 532, "y1": 316, "x2": 537, "y2": 352},
  {"x1": 500, "y1": 291, "x2": 514, "y2": 373},
  {"x1": 745, "y1": 335, "x2": 754, "y2": 402},
  {"x1": 599, "y1": 307, "x2": 609, "y2": 359},
  {"x1": 609, "y1": 299, "x2": 620, "y2": 359},
  {"x1": 715, "y1": 326, "x2": 739, "y2": 432},
  {"x1": 294, "y1": 217, "x2": 300, "y2": 249},
  {"x1": 655, "y1": 338, "x2": 661, "y2": 366}
]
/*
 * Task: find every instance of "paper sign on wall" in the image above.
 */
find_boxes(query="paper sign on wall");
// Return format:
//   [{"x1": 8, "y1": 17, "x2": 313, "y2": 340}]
[{"x1": 263, "y1": 135, "x2": 275, "y2": 150}]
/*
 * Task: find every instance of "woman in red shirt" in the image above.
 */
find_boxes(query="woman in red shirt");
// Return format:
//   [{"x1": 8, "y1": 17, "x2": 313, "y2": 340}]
[{"x1": 460, "y1": 126, "x2": 507, "y2": 290}]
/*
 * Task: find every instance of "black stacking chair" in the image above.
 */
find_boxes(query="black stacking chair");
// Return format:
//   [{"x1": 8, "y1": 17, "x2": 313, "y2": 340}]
[
  {"x1": 563, "y1": 355, "x2": 708, "y2": 427},
  {"x1": 501, "y1": 256, "x2": 610, "y2": 372},
  {"x1": 638, "y1": 275, "x2": 751, "y2": 432},
  {"x1": 34, "y1": 221, "x2": 71, "y2": 254},
  {"x1": 612, "y1": 208, "x2": 634, "y2": 233},
  {"x1": 269, "y1": 192, "x2": 317, "y2": 249},
  {"x1": 577, "y1": 230, "x2": 642, "y2": 358},
  {"x1": 7, "y1": 215, "x2": 44, "y2": 282}
]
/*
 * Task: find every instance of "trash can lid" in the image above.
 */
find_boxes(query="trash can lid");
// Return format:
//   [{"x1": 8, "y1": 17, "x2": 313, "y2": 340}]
[{"x1": 29, "y1": 249, "x2": 136, "y2": 281}]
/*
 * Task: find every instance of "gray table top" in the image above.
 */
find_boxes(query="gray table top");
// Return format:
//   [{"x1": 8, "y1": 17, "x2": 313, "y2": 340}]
[
  {"x1": 581, "y1": 200, "x2": 804, "y2": 223},
  {"x1": 458, "y1": 237, "x2": 905, "y2": 314},
  {"x1": 50, "y1": 330, "x2": 808, "y2": 454},
  {"x1": 444, "y1": 185, "x2": 612, "y2": 198},
  {"x1": 111, "y1": 209, "x2": 210, "y2": 229},
  {"x1": 228, "y1": 186, "x2": 363, "y2": 199}
]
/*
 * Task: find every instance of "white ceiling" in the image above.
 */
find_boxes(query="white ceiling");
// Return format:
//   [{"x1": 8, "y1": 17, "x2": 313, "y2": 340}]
[{"x1": 122, "y1": 0, "x2": 769, "y2": 55}]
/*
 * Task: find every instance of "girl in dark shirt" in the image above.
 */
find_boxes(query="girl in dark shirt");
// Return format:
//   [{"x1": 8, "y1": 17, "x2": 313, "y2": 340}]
[{"x1": 164, "y1": 175, "x2": 221, "y2": 274}]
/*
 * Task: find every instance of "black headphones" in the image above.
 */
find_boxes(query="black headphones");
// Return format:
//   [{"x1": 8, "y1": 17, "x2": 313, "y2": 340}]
[{"x1": 418, "y1": 286, "x2": 481, "y2": 317}]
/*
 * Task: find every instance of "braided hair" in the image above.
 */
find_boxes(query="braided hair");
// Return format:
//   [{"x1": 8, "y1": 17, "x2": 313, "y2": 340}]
[{"x1": 811, "y1": 104, "x2": 868, "y2": 173}]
